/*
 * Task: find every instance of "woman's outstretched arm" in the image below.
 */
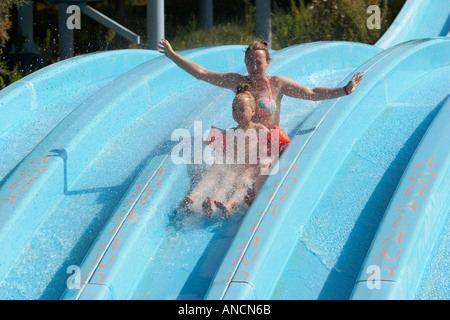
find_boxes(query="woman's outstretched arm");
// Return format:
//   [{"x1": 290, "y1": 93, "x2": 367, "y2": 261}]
[
  {"x1": 279, "y1": 72, "x2": 363, "y2": 101},
  {"x1": 158, "y1": 39, "x2": 244, "y2": 90}
]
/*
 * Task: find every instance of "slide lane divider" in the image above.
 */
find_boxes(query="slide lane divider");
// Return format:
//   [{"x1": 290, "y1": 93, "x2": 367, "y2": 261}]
[{"x1": 62, "y1": 154, "x2": 189, "y2": 299}]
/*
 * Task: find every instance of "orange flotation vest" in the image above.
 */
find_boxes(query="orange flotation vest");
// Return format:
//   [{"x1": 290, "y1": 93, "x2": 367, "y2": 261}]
[{"x1": 267, "y1": 125, "x2": 291, "y2": 149}]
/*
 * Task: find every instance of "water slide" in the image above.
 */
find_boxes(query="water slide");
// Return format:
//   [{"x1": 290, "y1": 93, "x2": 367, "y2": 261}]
[{"x1": 0, "y1": 0, "x2": 448, "y2": 300}]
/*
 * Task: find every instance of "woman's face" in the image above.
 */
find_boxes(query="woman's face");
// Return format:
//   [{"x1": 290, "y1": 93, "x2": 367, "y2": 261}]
[{"x1": 245, "y1": 49, "x2": 270, "y2": 79}]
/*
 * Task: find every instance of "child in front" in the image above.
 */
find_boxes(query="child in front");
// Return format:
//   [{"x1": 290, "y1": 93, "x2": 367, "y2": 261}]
[{"x1": 184, "y1": 84, "x2": 276, "y2": 216}]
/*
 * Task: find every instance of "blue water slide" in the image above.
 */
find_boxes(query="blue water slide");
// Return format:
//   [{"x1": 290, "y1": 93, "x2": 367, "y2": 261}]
[
  {"x1": 206, "y1": 37, "x2": 450, "y2": 300},
  {"x1": 375, "y1": 0, "x2": 450, "y2": 49},
  {"x1": 0, "y1": 0, "x2": 448, "y2": 300}
]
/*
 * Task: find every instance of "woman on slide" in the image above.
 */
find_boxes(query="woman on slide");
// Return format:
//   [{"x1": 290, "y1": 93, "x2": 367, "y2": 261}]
[{"x1": 158, "y1": 38, "x2": 363, "y2": 132}]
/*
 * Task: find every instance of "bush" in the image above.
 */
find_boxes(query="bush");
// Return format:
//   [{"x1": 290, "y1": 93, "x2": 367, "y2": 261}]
[{"x1": 0, "y1": 0, "x2": 27, "y2": 88}]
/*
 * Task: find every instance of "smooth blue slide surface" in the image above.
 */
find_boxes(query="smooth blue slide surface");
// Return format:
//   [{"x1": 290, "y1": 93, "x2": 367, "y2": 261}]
[
  {"x1": 0, "y1": 49, "x2": 160, "y2": 183},
  {"x1": 375, "y1": 0, "x2": 450, "y2": 49},
  {"x1": 0, "y1": 0, "x2": 448, "y2": 300}
]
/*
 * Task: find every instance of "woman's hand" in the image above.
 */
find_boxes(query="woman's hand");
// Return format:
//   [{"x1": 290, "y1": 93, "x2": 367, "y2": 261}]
[
  {"x1": 345, "y1": 72, "x2": 363, "y2": 93},
  {"x1": 158, "y1": 38, "x2": 175, "y2": 59}
]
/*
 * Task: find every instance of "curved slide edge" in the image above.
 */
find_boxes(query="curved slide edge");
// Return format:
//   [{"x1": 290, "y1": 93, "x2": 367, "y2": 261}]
[
  {"x1": 205, "y1": 38, "x2": 450, "y2": 300},
  {"x1": 61, "y1": 41, "x2": 382, "y2": 300},
  {"x1": 0, "y1": 49, "x2": 160, "y2": 183},
  {"x1": 0, "y1": 45, "x2": 247, "y2": 299},
  {"x1": 351, "y1": 97, "x2": 450, "y2": 300},
  {"x1": 375, "y1": 0, "x2": 450, "y2": 49}
]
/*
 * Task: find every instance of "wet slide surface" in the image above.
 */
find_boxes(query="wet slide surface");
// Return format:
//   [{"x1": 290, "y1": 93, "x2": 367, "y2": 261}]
[{"x1": 0, "y1": 0, "x2": 448, "y2": 300}]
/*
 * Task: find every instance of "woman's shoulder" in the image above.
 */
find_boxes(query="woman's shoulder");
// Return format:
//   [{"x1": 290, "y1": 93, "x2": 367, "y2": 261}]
[
  {"x1": 269, "y1": 75, "x2": 291, "y2": 84},
  {"x1": 268, "y1": 75, "x2": 289, "y2": 91}
]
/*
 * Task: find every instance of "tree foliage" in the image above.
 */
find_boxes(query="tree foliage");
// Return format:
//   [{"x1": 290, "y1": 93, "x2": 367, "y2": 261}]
[
  {"x1": 272, "y1": 0, "x2": 390, "y2": 48},
  {"x1": 0, "y1": 0, "x2": 27, "y2": 88},
  {"x1": 168, "y1": 0, "x2": 399, "y2": 50},
  {"x1": 1, "y1": 0, "x2": 404, "y2": 88}
]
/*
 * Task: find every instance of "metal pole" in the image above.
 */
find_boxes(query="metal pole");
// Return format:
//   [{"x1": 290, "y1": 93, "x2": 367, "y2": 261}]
[
  {"x1": 200, "y1": 0, "x2": 213, "y2": 30},
  {"x1": 256, "y1": 0, "x2": 271, "y2": 48},
  {"x1": 58, "y1": 3, "x2": 74, "y2": 60},
  {"x1": 17, "y1": 1, "x2": 40, "y2": 55},
  {"x1": 147, "y1": 0, "x2": 165, "y2": 50},
  {"x1": 80, "y1": 4, "x2": 140, "y2": 44}
]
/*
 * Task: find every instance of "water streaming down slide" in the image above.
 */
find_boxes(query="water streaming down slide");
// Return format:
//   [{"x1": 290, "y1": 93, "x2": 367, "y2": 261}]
[{"x1": 0, "y1": 0, "x2": 448, "y2": 300}]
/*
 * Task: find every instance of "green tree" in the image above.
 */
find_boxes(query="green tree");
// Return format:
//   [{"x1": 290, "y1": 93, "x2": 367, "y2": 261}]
[
  {"x1": 0, "y1": 0, "x2": 27, "y2": 88},
  {"x1": 272, "y1": 0, "x2": 391, "y2": 48}
]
